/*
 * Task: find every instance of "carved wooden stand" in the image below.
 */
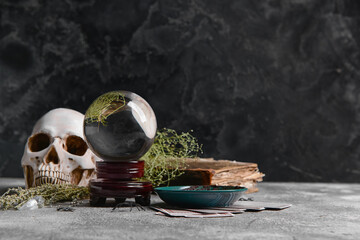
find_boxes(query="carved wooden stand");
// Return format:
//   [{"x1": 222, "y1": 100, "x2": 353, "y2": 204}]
[{"x1": 89, "y1": 160, "x2": 152, "y2": 206}]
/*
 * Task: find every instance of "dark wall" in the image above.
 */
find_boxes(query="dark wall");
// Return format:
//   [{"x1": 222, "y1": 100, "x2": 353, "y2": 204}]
[{"x1": 1, "y1": 0, "x2": 360, "y2": 182}]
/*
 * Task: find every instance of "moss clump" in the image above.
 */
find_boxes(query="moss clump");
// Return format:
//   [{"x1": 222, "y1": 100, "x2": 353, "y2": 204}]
[
  {"x1": 85, "y1": 91, "x2": 126, "y2": 126},
  {"x1": 141, "y1": 128, "x2": 202, "y2": 187},
  {"x1": 0, "y1": 184, "x2": 89, "y2": 210}
]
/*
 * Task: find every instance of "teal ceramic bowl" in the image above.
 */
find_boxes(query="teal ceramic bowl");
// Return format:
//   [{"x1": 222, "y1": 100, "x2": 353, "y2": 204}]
[{"x1": 154, "y1": 185, "x2": 247, "y2": 208}]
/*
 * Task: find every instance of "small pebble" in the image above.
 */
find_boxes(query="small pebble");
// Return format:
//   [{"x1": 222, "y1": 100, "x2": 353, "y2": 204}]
[{"x1": 56, "y1": 206, "x2": 74, "y2": 212}]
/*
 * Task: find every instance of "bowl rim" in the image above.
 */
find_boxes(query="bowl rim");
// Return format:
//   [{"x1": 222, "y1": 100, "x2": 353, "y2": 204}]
[{"x1": 154, "y1": 185, "x2": 247, "y2": 193}]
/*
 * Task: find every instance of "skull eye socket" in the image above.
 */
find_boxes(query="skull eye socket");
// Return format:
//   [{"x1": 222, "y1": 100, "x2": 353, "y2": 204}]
[
  {"x1": 65, "y1": 135, "x2": 88, "y2": 156},
  {"x1": 28, "y1": 133, "x2": 51, "y2": 152}
]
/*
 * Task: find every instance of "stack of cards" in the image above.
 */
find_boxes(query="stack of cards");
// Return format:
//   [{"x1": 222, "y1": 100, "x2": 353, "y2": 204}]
[
  {"x1": 234, "y1": 201, "x2": 292, "y2": 211},
  {"x1": 150, "y1": 202, "x2": 291, "y2": 218}
]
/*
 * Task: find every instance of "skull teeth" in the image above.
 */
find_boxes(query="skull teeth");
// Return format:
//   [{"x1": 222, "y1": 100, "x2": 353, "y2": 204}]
[
  {"x1": 35, "y1": 170, "x2": 71, "y2": 186},
  {"x1": 35, "y1": 177, "x2": 69, "y2": 185}
]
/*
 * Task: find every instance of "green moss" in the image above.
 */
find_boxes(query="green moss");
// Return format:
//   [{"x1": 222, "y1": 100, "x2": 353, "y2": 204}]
[
  {"x1": 85, "y1": 91, "x2": 126, "y2": 126},
  {"x1": 141, "y1": 128, "x2": 202, "y2": 187},
  {"x1": 0, "y1": 184, "x2": 90, "y2": 210}
]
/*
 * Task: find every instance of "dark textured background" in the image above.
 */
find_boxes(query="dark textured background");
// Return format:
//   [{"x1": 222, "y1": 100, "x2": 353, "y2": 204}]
[{"x1": 1, "y1": 0, "x2": 360, "y2": 182}]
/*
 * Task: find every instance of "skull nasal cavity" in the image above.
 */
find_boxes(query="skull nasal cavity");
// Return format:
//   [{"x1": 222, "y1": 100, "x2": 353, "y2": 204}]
[{"x1": 45, "y1": 146, "x2": 59, "y2": 164}]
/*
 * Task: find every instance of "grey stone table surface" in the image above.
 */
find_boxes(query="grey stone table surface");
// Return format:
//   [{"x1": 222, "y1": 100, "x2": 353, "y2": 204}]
[{"x1": 0, "y1": 178, "x2": 359, "y2": 240}]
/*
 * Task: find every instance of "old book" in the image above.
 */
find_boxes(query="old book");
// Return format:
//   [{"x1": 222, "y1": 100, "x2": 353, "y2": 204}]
[{"x1": 168, "y1": 158, "x2": 264, "y2": 193}]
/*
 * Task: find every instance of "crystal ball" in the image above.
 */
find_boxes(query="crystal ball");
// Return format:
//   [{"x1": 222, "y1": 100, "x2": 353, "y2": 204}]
[{"x1": 84, "y1": 91, "x2": 157, "y2": 161}]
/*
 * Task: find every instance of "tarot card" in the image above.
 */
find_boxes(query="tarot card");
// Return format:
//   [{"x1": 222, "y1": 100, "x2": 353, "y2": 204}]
[
  {"x1": 149, "y1": 206, "x2": 234, "y2": 218},
  {"x1": 234, "y1": 201, "x2": 292, "y2": 210}
]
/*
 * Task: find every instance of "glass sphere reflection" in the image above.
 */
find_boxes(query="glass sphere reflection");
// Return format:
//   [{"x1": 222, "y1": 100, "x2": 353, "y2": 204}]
[{"x1": 84, "y1": 91, "x2": 157, "y2": 161}]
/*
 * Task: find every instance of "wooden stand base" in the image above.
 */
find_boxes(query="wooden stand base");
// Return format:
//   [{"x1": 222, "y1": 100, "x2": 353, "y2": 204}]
[{"x1": 89, "y1": 161, "x2": 152, "y2": 206}]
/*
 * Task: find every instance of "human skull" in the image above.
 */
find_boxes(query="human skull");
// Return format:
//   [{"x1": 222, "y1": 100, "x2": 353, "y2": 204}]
[{"x1": 21, "y1": 108, "x2": 99, "y2": 188}]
